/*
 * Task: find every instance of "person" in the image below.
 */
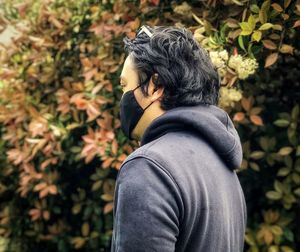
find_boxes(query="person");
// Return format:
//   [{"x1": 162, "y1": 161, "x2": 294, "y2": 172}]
[{"x1": 110, "y1": 25, "x2": 247, "y2": 252}]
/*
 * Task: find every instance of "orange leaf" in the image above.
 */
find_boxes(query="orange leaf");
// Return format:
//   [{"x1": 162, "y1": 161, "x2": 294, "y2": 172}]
[
  {"x1": 265, "y1": 53, "x2": 278, "y2": 68},
  {"x1": 117, "y1": 154, "x2": 127, "y2": 162},
  {"x1": 101, "y1": 193, "x2": 114, "y2": 201},
  {"x1": 262, "y1": 40, "x2": 277, "y2": 50},
  {"x1": 271, "y1": 3, "x2": 283, "y2": 12},
  {"x1": 39, "y1": 187, "x2": 49, "y2": 198},
  {"x1": 48, "y1": 16, "x2": 63, "y2": 29},
  {"x1": 34, "y1": 182, "x2": 47, "y2": 192},
  {"x1": 102, "y1": 157, "x2": 113, "y2": 169},
  {"x1": 71, "y1": 237, "x2": 86, "y2": 249},
  {"x1": 250, "y1": 107, "x2": 263, "y2": 115},
  {"x1": 80, "y1": 58, "x2": 93, "y2": 68},
  {"x1": 115, "y1": 162, "x2": 122, "y2": 170},
  {"x1": 279, "y1": 44, "x2": 294, "y2": 54},
  {"x1": 86, "y1": 102, "x2": 101, "y2": 122},
  {"x1": 84, "y1": 68, "x2": 97, "y2": 82},
  {"x1": 264, "y1": 229, "x2": 274, "y2": 245},
  {"x1": 48, "y1": 185, "x2": 58, "y2": 195},
  {"x1": 29, "y1": 209, "x2": 41, "y2": 221},
  {"x1": 105, "y1": 131, "x2": 115, "y2": 140},
  {"x1": 250, "y1": 115, "x2": 263, "y2": 126},
  {"x1": 241, "y1": 97, "x2": 251, "y2": 111},
  {"x1": 293, "y1": 20, "x2": 300, "y2": 28},
  {"x1": 103, "y1": 202, "x2": 114, "y2": 214},
  {"x1": 111, "y1": 139, "x2": 118, "y2": 155},
  {"x1": 233, "y1": 112, "x2": 245, "y2": 122},
  {"x1": 128, "y1": 17, "x2": 141, "y2": 30},
  {"x1": 43, "y1": 210, "x2": 50, "y2": 220}
]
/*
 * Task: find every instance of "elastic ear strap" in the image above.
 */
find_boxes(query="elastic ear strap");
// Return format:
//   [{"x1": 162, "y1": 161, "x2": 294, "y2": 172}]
[
  {"x1": 144, "y1": 100, "x2": 154, "y2": 111},
  {"x1": 133, "y1": 85, "x2": 141, "y2": 91}
]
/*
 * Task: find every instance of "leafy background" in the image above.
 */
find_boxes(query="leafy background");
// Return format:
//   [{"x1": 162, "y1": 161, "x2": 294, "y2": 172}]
[{"x1": 0, "y1": 0, "x2": 299, "y2": 251}]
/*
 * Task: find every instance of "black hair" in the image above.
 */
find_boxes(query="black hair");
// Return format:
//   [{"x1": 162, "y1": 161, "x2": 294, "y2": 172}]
[{"x1": 123, "y1": 25, "x2": 220, "y2": 110}]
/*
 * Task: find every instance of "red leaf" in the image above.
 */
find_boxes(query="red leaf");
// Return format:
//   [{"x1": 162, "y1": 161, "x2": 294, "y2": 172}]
[{"x1": 151, "y1": 0, "x2": 160, "y2": 6}]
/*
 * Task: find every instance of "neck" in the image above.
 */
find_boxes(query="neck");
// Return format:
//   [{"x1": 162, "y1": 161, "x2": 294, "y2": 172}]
[{"x1": 132, "y1": 103, "x2": 165, "y2": 141}]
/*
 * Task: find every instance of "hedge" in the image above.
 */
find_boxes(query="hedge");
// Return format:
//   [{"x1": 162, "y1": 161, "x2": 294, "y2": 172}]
[{"x1": 0, "y1": 0, "x2": 299, "y2": 251}]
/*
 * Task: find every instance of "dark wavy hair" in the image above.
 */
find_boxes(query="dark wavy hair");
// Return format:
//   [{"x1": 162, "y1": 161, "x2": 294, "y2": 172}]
[{"x1": 123, "y1": 25, "x2": 220, "y2": 110}]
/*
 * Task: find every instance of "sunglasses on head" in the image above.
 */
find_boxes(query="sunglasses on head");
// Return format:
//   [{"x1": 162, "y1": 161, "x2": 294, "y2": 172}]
[{"x1": 136, "y1": 25, "x2": 153, "y2": 38}]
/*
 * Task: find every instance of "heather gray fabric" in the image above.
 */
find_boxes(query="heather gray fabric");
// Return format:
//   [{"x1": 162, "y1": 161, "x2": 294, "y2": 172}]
[{"x1": 111, "y1": 104, "x2": 247, "y2": 252}]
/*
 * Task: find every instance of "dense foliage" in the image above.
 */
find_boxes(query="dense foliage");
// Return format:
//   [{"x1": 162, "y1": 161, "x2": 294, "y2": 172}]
[{"x1": 0, "y1": 0, "x2": 299, "y2": 251}]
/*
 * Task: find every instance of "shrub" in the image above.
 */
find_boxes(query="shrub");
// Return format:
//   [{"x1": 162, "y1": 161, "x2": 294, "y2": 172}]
[{"x1": 0, "y1": 0, "x2": 299, "y2": 251}]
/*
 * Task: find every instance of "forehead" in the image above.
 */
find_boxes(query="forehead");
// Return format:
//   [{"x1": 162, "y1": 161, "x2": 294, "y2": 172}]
[{"x1": 120, "y1": 55, "x2": 138, "y2": 80}]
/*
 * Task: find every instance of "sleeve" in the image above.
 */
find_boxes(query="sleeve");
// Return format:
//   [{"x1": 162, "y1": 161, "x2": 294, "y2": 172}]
[{"x1": 110, "y1": 156, "x2": 182, "y2": 252}]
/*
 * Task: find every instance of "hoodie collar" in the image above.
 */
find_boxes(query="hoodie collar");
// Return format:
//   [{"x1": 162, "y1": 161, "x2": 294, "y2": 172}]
[{"x1": 140, "y1": 104, "x2": 243, "y2": 170}]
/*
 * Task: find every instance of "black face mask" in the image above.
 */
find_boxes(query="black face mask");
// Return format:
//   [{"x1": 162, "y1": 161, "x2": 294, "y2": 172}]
[{"x1": 119, "y1": 85, "x2": 155, "y2": 140}]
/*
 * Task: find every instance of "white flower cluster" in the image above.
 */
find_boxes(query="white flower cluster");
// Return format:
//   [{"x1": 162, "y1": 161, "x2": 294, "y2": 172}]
[
  {"x1": 209, "y1": 50, "x2": 258, "y2": 80},
  {"x1": 228, "y1": 55, "x2": 258, "y2": 80},
  {"x1": 219, "y1": 86, "x2": 243, "y2": 108},
  {"x1": 209, "y1": 50, "x2": 228, "y2": 77}
]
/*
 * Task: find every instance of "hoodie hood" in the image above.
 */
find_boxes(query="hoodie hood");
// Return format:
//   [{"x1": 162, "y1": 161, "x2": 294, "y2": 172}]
[{"x1": 140, "y1": 104, "x2": 243, "y2": 170}]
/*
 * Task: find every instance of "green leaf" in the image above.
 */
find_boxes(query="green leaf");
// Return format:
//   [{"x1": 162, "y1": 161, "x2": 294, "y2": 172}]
[
  {"x1": 249, "y1": 162, "x2": 260, "y2": 171},
  {"x1": 294, "y1": 188, "x2": 300, "y2": 196},
  {"x1": 250, "y1": 151, "x2": 265, "y2": 159},
  {"x1": 238, "y1": 35, "x2": 246, "y2": 51},
  {"x1": 296, "y1": 146, "x2": 300, "y2": 156},
  {"x1": 260, "y1": 137, "x2": 269, "y2": 151},
  {"x1": 266, "y1": 190, "x2": 282, "y2": 200},
  {"x1": 72, "y1": 204, "x2": 82, "y2": 215},
  {"x1": 250, "y1": 4, "x2": 260, "y2": 13},
  {"x1": 259, "y1": 0, "x2": 270, "y2": 24},
  {"x1": 239, "y1": 22, "x2": 254, "y2": 35},
  {"x1": 270, "y1": 225, "x2": 283, "y2": 236},
  {"x1": 291, "y1": 104, "x2": 299, "y2": 121},
  {"x1": 292, "y1": 173, "x2": 300, "y2": 184},
  {"x1": 259, "y1": 23, "x2": 273, "y2": 30},
  {"x1": 251, "y1": 30, "x2": 262, "y2": 42},
  {"x1": 248, "y1": 15, "x2": 257, "y2": 30},
  {"x1": 278, "y1": 147, "x2": 293, "y2": 156},
  {"x1": 274, "y1": 180, "x2": 284, "y2": 193},
  {"x1": 273, "y1": 119, "x2": 290, "y2": 127},
  {"x1": 277, "y1": 167, "x2": 291, "y2": 177},
  {"x1": 283, "y1": 228, "x2": 294, "y2": 242}
]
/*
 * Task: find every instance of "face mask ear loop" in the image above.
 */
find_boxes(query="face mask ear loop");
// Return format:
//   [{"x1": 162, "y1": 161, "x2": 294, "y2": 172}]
[
  {"x1": 133, "y1": 84, "x2": 155, "y2": 111},
  {"x1": 133, "y1": 85, "x2": 141, "y2": 92},
  {"x1": 143, "y1": 100, "x2": 155, "y2": 111}
]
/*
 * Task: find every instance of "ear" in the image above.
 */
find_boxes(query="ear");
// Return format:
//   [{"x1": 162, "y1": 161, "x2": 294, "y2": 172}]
[{"x1": 148, "y1": 73, "x2": 164, "y2": 101}]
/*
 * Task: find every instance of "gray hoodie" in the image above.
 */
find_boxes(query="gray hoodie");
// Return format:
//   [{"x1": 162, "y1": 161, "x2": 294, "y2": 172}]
[{"x1": 111, "y1": 104, "x2": 247, "y2": 252}]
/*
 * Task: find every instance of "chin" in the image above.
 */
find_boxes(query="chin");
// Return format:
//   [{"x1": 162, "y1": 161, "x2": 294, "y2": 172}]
[{"x1": 131, "y1": 132, "x2": 140, "y2": 141}]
